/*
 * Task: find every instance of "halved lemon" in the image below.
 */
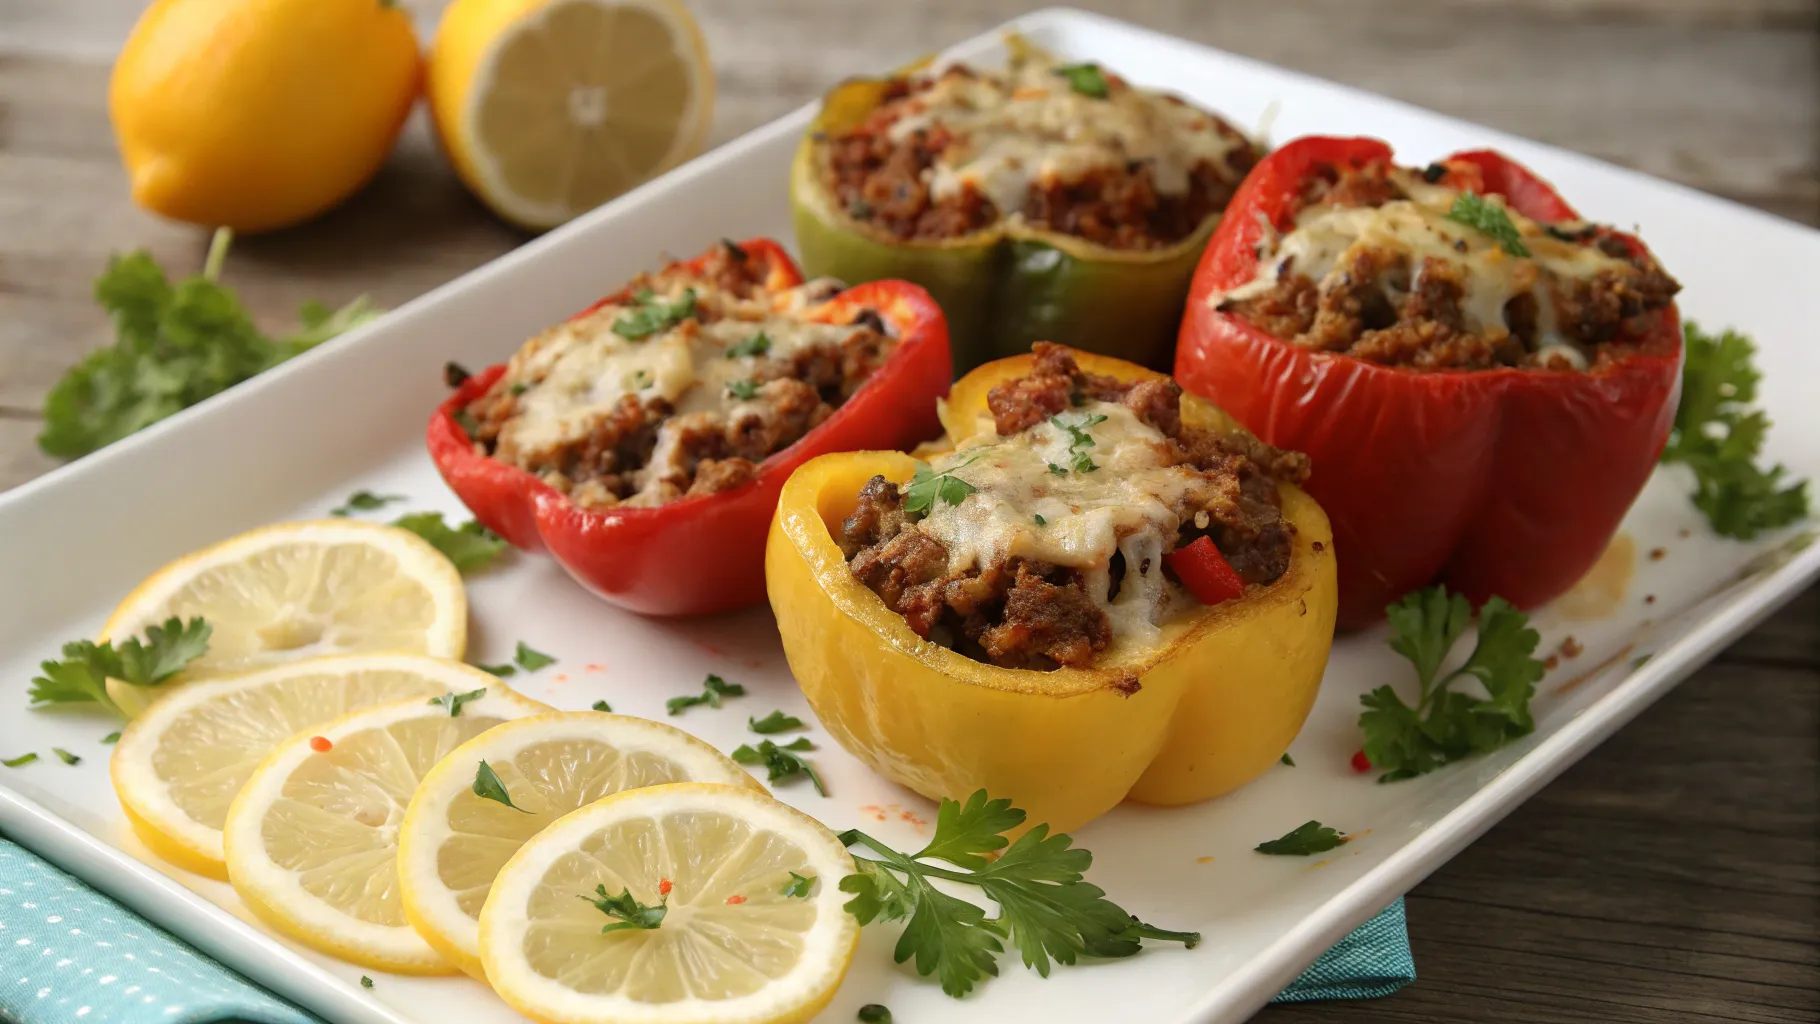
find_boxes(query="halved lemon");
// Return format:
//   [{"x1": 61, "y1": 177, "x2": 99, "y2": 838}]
[
  {"x1": 398, "y1": 712, "x2": 759, "y2": 979},
  {"x1": 428, "y1": 0, "x2": 715, "y2": 230},
  {"x1": 223, "y1": 688, "x2": 549, "y2": 973},
  {"x1": 480, "y1": 782, "x2": 859, "y2": 1024},
  {"x1": 112, "y1": 654, "x2": 502, "y2": 880},
  {"x1": 101, "y1": 520, "x2": 468, "y2": 717}
]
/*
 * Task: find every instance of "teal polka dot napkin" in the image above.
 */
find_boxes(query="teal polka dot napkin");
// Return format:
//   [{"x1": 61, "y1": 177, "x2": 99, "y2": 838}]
[{"x1": 0, "y1": 834, "x2": 1409, "y2": 1022}]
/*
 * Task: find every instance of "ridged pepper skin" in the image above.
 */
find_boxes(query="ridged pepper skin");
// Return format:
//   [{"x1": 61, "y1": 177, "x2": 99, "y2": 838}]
[
  {"x1": 766, "y1": 350, "x2": 1337, "y2": 833},
  {"x1": 789, "y1": 71, "x2": 1223, "y2": 376},
  {"x1": 427, "y1": 238, "x2": 952, "y2": 617},
  {"x1": 1175, "y1": 136, "x2": 1683, "y2": 629}
]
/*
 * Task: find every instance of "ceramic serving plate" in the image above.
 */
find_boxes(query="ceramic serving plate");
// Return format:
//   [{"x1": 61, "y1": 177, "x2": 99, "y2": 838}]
[{"x1": 1, "y1": 8, "x2": 1816, "y2": 1023}]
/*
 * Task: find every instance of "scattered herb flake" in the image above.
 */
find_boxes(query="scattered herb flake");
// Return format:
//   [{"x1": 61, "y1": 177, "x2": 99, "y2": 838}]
[
  {"x1": 726, "y1": 378, "x2": 760, "y2": 400},
  {"x1": 513, "y1": 641, "x2": 556, "y2": 671},
  {"x1": 1053, "y1": 62, "x2": 1110, "y2": 99},
  {"x1": 29, "y1": 616, "x2": 211, "y2": 715},
  {"x1": 580, "y1": 884, "x2": 666, "y2": 933},
  {"x1": 391, "y1": 512, "x2": 507, "y2": 574},
  {"x1": 1444, "y1": 192, "x2": 1531, "y2": 258},
  {"x1": 781, "y1": 871, "x2": 815, "y2": 898},
  {"x1": 472, "y1": 760, "x2": 531, "y2": 812},
  {"x1": 52, "y1": 748, "x2": 80, "y2": 766},
  {"x1": 1033, "y1": 514, "x2": 1047, "y2": 526},
  {"x1": 429, "y1": 687, "x2": 489, "y2": 718},
  {"x1": 858, "y1": 1005, "x2": 893, "y2": 1023},
  {"x1": 903, "y1": 457, "x2": 980, "y2": 517},
  {"x1": 1256, "y1": 820, "x2": 1348, "y2": 856},
  {"x1": 848, "y1": 199, "x2": 875, "y2": 221},
  {"x1": 749, "y1": 710, "x2": 806, "y2": 734},
  {"x1": 1280, "y1": 753, "x2": 1295, "y2": 767},
  {"x1": 732, "y1": 738, "x2": 826, "y2": 796},
  {"x1": 724, "y1": 331, "x2": 773, "y2": 359},
  {"x1": 101, "y1": 732, "x2": 121, "y2": 745},
  {"x1": 591, "y1": 700, "x2": 613, "y2": 712},
  {"x1": 360, "y1": 976, "x2": 374, "y2": 989},
  {"x1": 612, "y1": 288, "x2": 697, "y2": 340},
  {"x1": 3, "y1": 753, "x2": 37, "y2": 768},
  {"x1": 667, "y1": 673, "x2": 746, "y2": 715},
  {"x1": 330, "y1": 490, "x2": 406, "y2": 517},
  {"x1": 475, "y1": 663, "x2": 516, "y2": 678}
]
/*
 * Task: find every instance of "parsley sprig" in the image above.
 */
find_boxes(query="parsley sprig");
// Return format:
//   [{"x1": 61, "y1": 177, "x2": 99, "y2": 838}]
[
  {"x1": 391, "y1": 513, "x2": 507, "y2": 574},
  {"x1": 612, "y1": 288, "x2": 697, "y2": 340},
  {"x1": 749, "y1": 710, "x2": 806, "y2": 734},
  {"x1": 724, "y1": 331, "x2": 773, "y2": 359},
  {"x1": 428, "y1": 687, "x2": 489, "y2": 717},
  {"x1": 580, "y1": 884, "x2": 667, "y2": 933},
  {"x1": 472, "y1": 760, "x2": 531, "y2": 812},
  {"x1": 1256, "y1": 821, "x2": 1347, "y2": 856},
  {"x1": 1445, "y1": 193, "x2": 1531, "y2": 258},
  {"x1": 902, "y1": 457, "x2": 980, "y2": 517},
  {"x1": 30, "y1": 617, "x2": 211, "y2": 715},
  {"x1": 1660, "y1": 323, "x2": 1809, "y2": 539},
  {"x1": 732, "y1": 738, "x2": 826, "y2": 796},
  {"x1": 1052, "y1": 63, "x2": 1110, "y2": 99},
  {"x1": 667, "y1": 673, "x2": 745, "y2": 715},
  {"x1": 1357, "y1": 586, "x2": 1544, "y2": 781},
  {"x1": 839, "y1": 790, "x2": 1199, "y2": 998},
  {"x1": 1049, "y1": 413, "x2": 1106, "y2": 474}
]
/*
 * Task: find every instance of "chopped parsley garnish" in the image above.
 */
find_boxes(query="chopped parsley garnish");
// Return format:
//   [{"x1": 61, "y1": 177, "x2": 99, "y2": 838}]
[
  {"x1": 360, "y1": 976, "x2": 374, "y2": 989},
  {"x1": 1279, "y1": 752, "x2": 1295, "y2": 767},
  {"x1": 1048, "y1": 463, "x2": 1067, "y2": 475},
  {"x1": 726, "y1": 378, "x2": 760, "y2": 400},
  {"x1": 581, "y1": 884, "x2": 666, "y2": 933},
  {"x1": 858, "y1": 1005, "x2": 892, "y2": 1023},
  {"x1": 451, "y1": 408, "x2": 480, "y2": 436},
  {"x1": 1256, "y1": 820, "x2": 1347, "y2": 856},
  {"x1": 428, "y1": 687, "x2": 489, "y2": 717},
  {"x1": 591, "y1": 700, "x2": 613, "y2": 712},
  {"x1": 781, "y1": 871, "x2": 815, "y2": 898},
  {"x1": 1660, "y1": 323, "x2": 1809, "y2": 539},
  {"x1": 101, "y1": 732, "x2": 121, "y2": 745},
  {"x1": 514, "y1": 641, "x2": 556, "y2": 671},
  {"x1": 390, "y1": 513, "x2": 507, "y2": 574},
  {"x1": 724, "y1": 331, "x2": 772, "y2": 359},
  {"x1": 476, "y1": 663, "x2": 515, "y2": 677},
  {"x1": 1444, "y1": 192, "x2": 1530, "y2": 258},
  {"x1": 749, "y1": 710, "x2": 806, "y2": 734},
  {"x1": 52, "y1": 748, "x2": 80, "y2": 766},
  {"x1": 30, "y1": 616, "x2": 210, "y2": 715},
  {"x1": 732, "y1": 737, "x2": 826, "y2": 796},
  {"x1": 330, "y1": 490, "x2": 406, "y2": 516},
  {"x1": 839, "y1": 789, "x2": 1198, "y2": 998},
  {"x1": 509, "y1": 382, "x2": 528, "y2": 396},
  {"x1": 1357, "y1": 586, "x2": 1543, "y2": 781},
  {"x1": 1050, "y1": 412, "x2": 1106, "y2": 474},
  {"x1": 612, "y1": 287, "x2": 697, "y2": 340},
  {"x1": 1033, "y1": 514, "x2": 1047, "y2": 526},
  {"x1": 472, "y1": 760, "x2": 531, "y2": 812},
  {"x1": 667, "y1": 673, "x2": 745, "y2": 715},
  {"x1": 1052, "y1": 63, "x2": 1110, "y2": 99},
  {"x1": 903, "y1": 457, "x2": 980, "y2": 516},
  {"x1": 3, "y1": 753, "x2": 37, "y2": 768},
  {"x1": 722, "y1": 238, "x2": 748, "y2": 261}
]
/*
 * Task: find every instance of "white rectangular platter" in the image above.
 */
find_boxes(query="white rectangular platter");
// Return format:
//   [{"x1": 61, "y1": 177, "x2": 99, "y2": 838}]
[{"x1": 2, "y1": 8, "x2": 1817, "y2": 1024}]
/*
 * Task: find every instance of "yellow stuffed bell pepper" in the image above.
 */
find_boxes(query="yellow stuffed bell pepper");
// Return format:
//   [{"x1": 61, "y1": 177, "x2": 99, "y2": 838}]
[{"x1": 766, "y1": 348, "x2": 1337, "y2": 834}]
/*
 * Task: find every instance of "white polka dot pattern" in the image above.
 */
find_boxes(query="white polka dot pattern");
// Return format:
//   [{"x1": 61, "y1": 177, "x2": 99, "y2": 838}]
[{"x1": 0, "y1": 840, "x2": 319, "y2": 1023}]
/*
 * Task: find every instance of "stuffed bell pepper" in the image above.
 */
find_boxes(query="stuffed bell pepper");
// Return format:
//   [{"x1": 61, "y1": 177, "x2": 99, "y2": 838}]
[
  {"x1": 767, "y1": 344, "x2": 1337, "y2": 833},
  {"x1": 428, "y1": 238, "x2": 951, "y2": 615},
  {"x1": 791, "y1": 37, "x2": 1261, "y2": 374},
  {"x1": 1176, "y1": 136, "x2": 1684, "y2": 628}
]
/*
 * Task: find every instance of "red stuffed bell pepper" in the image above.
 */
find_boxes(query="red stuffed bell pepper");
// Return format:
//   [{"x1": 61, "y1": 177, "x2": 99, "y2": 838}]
[
  {"x1": 428, "y1": 238, "x2": 951, "y2": 615},
  {"x1": 1176, "y1": 136, "x2": 1683, "y2": 628}
]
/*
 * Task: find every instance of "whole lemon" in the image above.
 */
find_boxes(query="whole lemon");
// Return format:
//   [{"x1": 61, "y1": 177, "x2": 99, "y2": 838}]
[{"x1": 111, "y1": 0, "x2": 422, "y2": 233}]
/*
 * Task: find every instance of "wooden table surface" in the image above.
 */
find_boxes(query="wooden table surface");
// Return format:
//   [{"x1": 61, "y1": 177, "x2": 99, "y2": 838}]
[{"x1": 2, "y1": 1, "x2": 1816, "y2": 1021}]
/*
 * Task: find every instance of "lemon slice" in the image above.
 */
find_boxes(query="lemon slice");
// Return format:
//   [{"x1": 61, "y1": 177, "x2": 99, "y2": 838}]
[
  {"x1": 112, "y1": 654, "x2": 503, "y2": 880},
  {"x1": 429, "y1": 0, "x2": 714, "y2": 230},
  {"x1": 223, "y1": 689, "x2": 549, "y2": 973},
  {"x1": 398, "y1": 712, "x2": 759, "y2": 979},
  {"x1": 480, "y1": 782, "x2": 859, "y2": 1024},
  {"x1": 101, "y1": 520, "x2": 468, "y2": 717}
]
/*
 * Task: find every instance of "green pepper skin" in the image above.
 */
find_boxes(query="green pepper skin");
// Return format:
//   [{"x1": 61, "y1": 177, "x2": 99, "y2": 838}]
[{"x1": 790, "y1": 80, "x2": 1226, "y2": 375}]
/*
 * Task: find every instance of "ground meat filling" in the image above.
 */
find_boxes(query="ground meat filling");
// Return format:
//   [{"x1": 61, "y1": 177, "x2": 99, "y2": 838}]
[
  {"x1": 840, "y1": 343, "x2": 1308, "y2": 671},
  {"x1": 1219, "y1": 160, "x2": 1682, "y2": 370},
  {"x1": 819, "y1": 62, "x2": 1258, "y2": 250},
  {"x1": 464, "y1": 242, "x2": 897, "y2": 509}
]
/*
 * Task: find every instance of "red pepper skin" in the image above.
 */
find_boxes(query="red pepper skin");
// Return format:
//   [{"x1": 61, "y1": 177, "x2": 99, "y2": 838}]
[
  {"x1": 1164, "y1": 536, "x2": 1246, "y2": 606},
  {"x1": 426, "y1": 238, "x2": 952, "y2": 616},
  {"x1": 1175, "y1": 137, "x2": 1683, "y2": 628}
]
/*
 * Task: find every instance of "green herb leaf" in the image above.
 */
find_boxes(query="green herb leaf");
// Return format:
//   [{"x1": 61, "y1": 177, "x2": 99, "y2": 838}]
[
  {"x1": 902, "y1": 458, "x2": 980, "y2": 517},
  {"x1": 580, "y1": 884, "x2": 666, "y2": 933},
  {"x1": 838, "y1": 789, "x2": 1197, "y2": 999},
  {"x1": 472, "y1": 760, "x2": 531, "y2": 812},
  {"x1": 475, "y1": 663, "x2": 516, "y2": 677},
  {"x1": 331, "y1": 490, "x2": 406, "y2": 517},
  {"x1": 1046, "y1": 412, "x2": 1106, "y2": 475},
  {"x1": 748, "y1": 710, "x2": 806, "y2": 734},
  {"x1": 1256, "y1": 820, "x2": 1347, "y2": 856},
  {"x1": 429, "y1": 687, "x2": 489, "y2": 718},
  {"x1": 848, "y1": 199, "x2": 875, "y2": 221},
  {"x1": 1033, "y1": 514, "x2": 1047, "y2": 526},
  {"x1": 1444, "y1": 192, "x2": 1531, "y2": 258},
  {"x1": 52, "y1": 748, "x2": 79, "y2": 766},
  {"x1": 1660, "y1": 323, "x2": 1809, "y2": 539},
  {"x1": 1280, "y1": 753, "x2": 1295, "y2": 767},
  {"x1": 857, "y1": 1005, "x2": 893, "y2": 1023},
  {"x1": 591, "y1": 700, "x2": 613, "y2": 712},
  {"x1": 731, "y1": 738, "x2": 826, "y2": 796},
  {"x1": 513, "y1": 641, "x2": 556, "y2": 671},
  {"x1": 726, "y1": 378, "x2": 761, "y2": 400},
  {"x1": 3, "y1": 753, "x2": 37, "y2": 768},
  {"x1": 612, "y1": 288, "x2": 697, "y2": 340},
  {"x1": 1358, "y1": 587, "x2": 1544, "y2": 781},
  {"x1": 666, "y1": 673, "x2": 746, "y2": 715},
  {"x1": 724, "y1": 331, "x2": 773, "y2": 359},
  {"x1": 1052, "y1": 63, "x2": 1110, "y2": 99},
  {"x1": 360, "y1": 976, "x2": 374, "y2": 989},
  {"x1": 781, "y1": 871, "x2": 815, "y2": 898},
  {"x1": 391, "y1": 513, "x2": 507, "y2": 574},
  {"x1": 101, "y1": 732, "x2": 121, "y2": 745},
  {"x1": 29, "y1": 617, "x2": 211, "y2": 714}
]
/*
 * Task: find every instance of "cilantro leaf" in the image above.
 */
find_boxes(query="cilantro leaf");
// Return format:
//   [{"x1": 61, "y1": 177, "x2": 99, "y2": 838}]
[
  {"x1": 1660, "y1": 323, "x2": 1809, "y2": 539},
  {"x1": 781, "y1": 871, "x2": 815, "y2": 898},
  {"x1": 1052, "y1": 63, "x2": 1110, "y2": 99},
  {"x1": 475, "y1": 663, "x2": 515, "y2": 677},
  {"x1": 612, "y1": 288, "x2": 697, "y2": 339},
  {"x1": 1445, "y1": 193, "x2": 1531, "y2": 258},
  {"x1": 838, "y1": 789, "x2": 1197, "y2": 998},
  {"x1": 29, "y1": 617, "x2": 211, "y2": 714},
  {"x1": 1256, "y1": 821, "x2": 1348, "y2": 856},
  {"x1": 472, "y1": 760, "x2": 531, "y2": 812},
  {"x1": 902, "y1": 458, "x2": 979, "y2": 517},
  {"x1": 1358, "y1": 587, "x2": 1544, "y2": 781},
  {"x1": 429, "y1": 687, "x2": 489, "y2": 717},
  {"x1": 513, "y1": 641, "x2": 556, "y2": 671},
  {"x1": 580, "y1": 884, "x2": 667, "y2": 933},
  {"x1": 666, "y1": 673, "x2": 745, "y2": 715},
  {"x1": 331, "y1": 490, "x2": 406, "y2": 517},
  {"x1": 391, "y1": 513, "x2": 507, "y2": 574},
  {"x1": 724, "y1": 331, "x2": 773, "y2": 359},
  {"x1": 748, "y1": 710, "x2": 806, "y2": 734},
  {"x1": 732, "y1": 737, "x2": 826, "y2": 796}
]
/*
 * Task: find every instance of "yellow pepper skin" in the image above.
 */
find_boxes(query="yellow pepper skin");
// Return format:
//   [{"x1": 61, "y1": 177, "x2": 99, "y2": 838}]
[{"x1": 766, "y1": 350, "x2": 1338, "y2": 833}]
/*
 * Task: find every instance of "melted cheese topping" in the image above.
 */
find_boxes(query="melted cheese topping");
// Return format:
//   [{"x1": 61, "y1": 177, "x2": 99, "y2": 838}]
[
  {"x1": 1215, "y1": 169, "x2": 1634, "y2": 366},
  {"x1": 916, "y1": 402, "x2": 1202, "y2": 641},
  {"x1": 885, "y1": 57, "x2": 1252, "y2": 220},
  {"x1": 491, "y1": 277, "x2": 870, "y2": 506}
]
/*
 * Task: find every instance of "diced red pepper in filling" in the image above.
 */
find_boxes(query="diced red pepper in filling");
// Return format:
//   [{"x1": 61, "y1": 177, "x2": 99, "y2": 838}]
[{"x1": 1164, "y1": 536, "x2": 1247, "y2": 606}]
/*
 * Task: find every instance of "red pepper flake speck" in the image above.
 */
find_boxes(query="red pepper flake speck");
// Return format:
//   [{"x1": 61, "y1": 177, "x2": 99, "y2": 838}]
[
  {"x1": 1350, "y1": 750, "x2": 1372, "y2": 774},
  {"x1": 1648, "y1": 547, "x2": 1667, "y2": 561},
  {"x1": 551, "y1": 674, "x2": 568, "y2": 682},
  {"x1": 658, "y1": 879, "x2": 673, "y2": 896},
  {"x1": 725, "y1": 894, "x2": 746, "y2": 905},
  {"x1": 1645, "y1": 594, "x2": 1657, "y2": 604},
  {"x1": 1561, "y1": 636, "x2": 1584, "y2": 659},
  {"x1": 309, "y1": 736, "x2": 332, "y2": 752},
  {"x1": 584, "y1": 663, "x2": 605, "y2": 672}
]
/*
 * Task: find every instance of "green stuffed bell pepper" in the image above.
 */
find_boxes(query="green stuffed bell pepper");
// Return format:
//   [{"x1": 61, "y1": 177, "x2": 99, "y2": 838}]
[{"x1": 790, "y1": 38, "x2": 1261, "y2": 374}]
